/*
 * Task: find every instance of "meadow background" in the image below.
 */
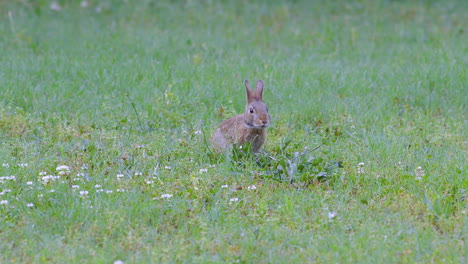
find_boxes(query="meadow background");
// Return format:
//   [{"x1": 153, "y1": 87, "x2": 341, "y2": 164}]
[{"x1": 0, "y1": 0, "x2": 467, "y2": 263}]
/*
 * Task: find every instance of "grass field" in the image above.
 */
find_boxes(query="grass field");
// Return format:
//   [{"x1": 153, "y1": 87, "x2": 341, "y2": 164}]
[{"x1": 0, "y1": 0, "x2": 467, "y2": 263}]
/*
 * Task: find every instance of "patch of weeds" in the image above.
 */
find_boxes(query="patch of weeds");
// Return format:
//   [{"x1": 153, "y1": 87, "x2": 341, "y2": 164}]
[
  {"x1": 224, "y1": 140, "x2": 343, "y2": 187},
  {"x1": 258, "y1": 149, "x2": 342, "y2": 187}
]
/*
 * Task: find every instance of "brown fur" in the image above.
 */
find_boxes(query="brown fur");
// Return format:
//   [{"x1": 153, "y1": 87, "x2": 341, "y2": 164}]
[{"x1": 212, "y1": 80, "x2": 270, "y2": 153}]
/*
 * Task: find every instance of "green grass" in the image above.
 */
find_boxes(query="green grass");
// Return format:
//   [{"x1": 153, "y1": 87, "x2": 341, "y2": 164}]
[{"x1": 0, "y1": 0, "x2": 467, "y2": 263}]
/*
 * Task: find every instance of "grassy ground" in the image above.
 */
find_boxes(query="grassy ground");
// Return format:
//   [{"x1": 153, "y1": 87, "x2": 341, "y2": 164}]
[{"x1": 0, "y1": 0, "x2": 467, "y2": 263}]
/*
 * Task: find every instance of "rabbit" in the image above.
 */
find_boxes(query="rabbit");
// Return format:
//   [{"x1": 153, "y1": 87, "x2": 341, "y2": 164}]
[{"x1": 211, "y1": 79, "x2": 271, "y2": 153}]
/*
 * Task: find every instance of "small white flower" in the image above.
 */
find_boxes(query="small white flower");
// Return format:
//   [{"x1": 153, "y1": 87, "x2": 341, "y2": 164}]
[
  {"x1": 247, "y1": 185, "x2": 257, "y2": 190},
  {"x1": 164, "y1": 166, "x2": 172, "y2": 170},
  {"x1": 26, "y1": 181, "x2": 33, "y2": 185},
  {"x1": 95, "y1": 6, "x2": 102, "y2": 13},
  {"x1": 199, "y1": 168, "x2": 208, "y2": 173},
  {"x1": 134, "y1": 172, "x2": 143, "y2": 176},
  {"x1": 114, "y1": 260, "x2": 124, "y2": 264},
  {"x1": 40, "y1": 175, "x2": 60, "y2": 184},
  {"x1": 81, "y1": 164, "x2": 88, "y2": 170},
  {"x1": 79, "y1": 191, "x2": 89, "y2": 197},
  {"x1": 72, "y1": 185, "x2": 80, "y2": 189},
  {"x1": 76, "y1": 173, "x2": 85, "y2": 177},
  {"x1": 106, "y1": 190, "x2": 113, "y2": 194},
  {"x1": 94, "y1": 184, "x2": 102, "y2": 188},
  {"x1": 39, "y1": 171, "x2": 47, "y2": 176},
  {"x1": 116, "y1": 189, "x2": 125, "y2": 192},
  {"x1": 1, "y1": 176, "x2": 16, "y2": 181},
  {"x1": 194, "y1": 130, "x2": 202, "y2": 135},
  {"x1": 80, "y1": 1, "x2": 89, "y2": 8},
  {"x1": 221, "y1": 184, "x2": 229, "y2": 188},
  {"x1": 328, "y1": 211, "x2": 338, "y2": 219},
  {"x1": 49, "y1": 189, "x2": 55, "y2": 193},
  {"x1": 56, "y1": 165, "x2": 70, "y2": 171},
  {"x1": 18, "y1": 163, "x2": 28, "y2": 167},
  {"x1": 2, "y1": 163, "x2": 9, "y2": 167},
  {"x1": 116, "y1": 174, "x2": 124, "y2": 179},
  {"x1": 57, "y1": 165, "x2": 70, "y2": 176},
  {"x1": 357, "y1": 162, "x2": 365, "y2": 174},
  {"x1": 0, "y1": 200, "x2": 8, "y2": 205},
  {"x1": 160, "y1": 194, "x2": 173, "y2": 199},
  {"x1": 230, "y1": 197, "x2": 239, "y2": 202},
  {"x1": 146, "y1": 180, "x2": 154, "y2": 185},
  {"x1": 50, "y1": 2, "x2": 62, "y2": 11},
  {"x1": 3, "y1": 189, "x2": 11, "y2": 193},
  {"x1": 73, "y1": 178, "x2": 82, "y2": 182},
  {"x1": 415, "y1": 166, "x2": 425, "y2": 180},
  {"x1": 38, "y1": 194, "x2": 44, "y2": 198},
  {"x1": 27, "y1": 203, "x2": 34, "y2": 207}
]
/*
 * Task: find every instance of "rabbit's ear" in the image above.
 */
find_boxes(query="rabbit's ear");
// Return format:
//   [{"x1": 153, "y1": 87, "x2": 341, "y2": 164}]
[
  {"x1": 255, "y1": 80, "x2": 264, "y2": 99},
  {"x1": 245, "y1": 80, "x2": 254, "y2": 101}
]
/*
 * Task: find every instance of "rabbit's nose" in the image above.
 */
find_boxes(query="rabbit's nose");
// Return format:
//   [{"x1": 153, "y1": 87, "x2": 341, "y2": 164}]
[{"x1": 262, "y1": 120, "x2": 268, "y2": 125}]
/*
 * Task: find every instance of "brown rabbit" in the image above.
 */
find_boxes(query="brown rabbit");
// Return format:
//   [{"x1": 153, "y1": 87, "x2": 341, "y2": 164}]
[{"x1": 212, "y1": 80, "x2": 270, "y2": 153}]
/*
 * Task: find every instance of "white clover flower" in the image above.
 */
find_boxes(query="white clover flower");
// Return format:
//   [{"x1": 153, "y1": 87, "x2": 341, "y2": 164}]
[
  {"x1": 72, "y1": 185, "x2": 80, "y2": 189},
  {"x1": 56, "y1": 165, "x2": 70, "y2": 171},
  {"x1": 18, "y1": 163, "x2": 28, "y2": 167},
  {"x1": 27, "y1": 203, "x2": 34, "y2": 207},
  {"x1": 194, "y1": 130, "x2": 202, "y2": 135},
  {"x1": 94, "y1": 184, "x2": 102, "y2": 188},
  {"x1": 50, "y1": 2, "x2": 62, "y2": 11},
  {"x1": 0, "y1": 200, "x2": 8, "y2": 205},
  {"x1": 199, "y1": 168, "x2": 208, "y2": 173},
  {"x1": 116, "y1": 174, "x2": 124, "y2": 179},
  {"x1": 79, "y1": 191, "x2": 89, "y2": 197},
  {"x1": 116, "y1": 189, "x2": 125, "y2": 192},
  {"x1": 81, "y1": 164, "x2": 88, "y2": 170},
  {"x1": 247, "y1": 185, "x2": 257, "y2": 190},
  {"x1": 0, "y1": 176, "x2": 16, "y2": 181},
  {"x1": 49, "y1": 189, "x2": 55, "y2": 193},
  {"x1": 26, "y1": 181, "x2": 33, "y2": 185},
  {"x1": 114, "y1": 260, "x2": 124, "y2": 264},
  {"x1": 415, "y1": 166, "x2": 425, "y2": 181},
  {"x1": 146, "y1": 180, "x2": 154, "y2": 185},
  {"x1": 57, "y1": 165, "x2": 70, "y2": 176},
  {"x1": 357, "y1": 162, "x2": 365, "y2": 174},
  {"x1": 2, "y1": 163, "x2": 9, "y2": 168},
  {"x1": 39, "y1": 171, "x2": 47, "y2": 176},
  {"x1": 328, "y1": 211, "x2": 338, "y2": 219},
  {"x1": 76, "y1": 173, "x2": 85, "y2": 177},
  {"x1": 160, "y1": 194, "x2": 173, "y2": 199},
  {"x1": 40, "y1": 175, "x2": 60, "y2": 184},
  {"x1": 106, "y1": 190, "x2": 113, "y2": 194},
  {"x1": 134, "y1": 172, "x2": 143, "y2": 176},
  {"x1": 221, "y1": 184, "x2": 229, "y2": 189},
  {"x1": 3, "y1": 189, "x2": 11, "y2": 193},
  {"x1": 230, "y1": 198, "x2": 239, "y2": 202},
  {"x1": 164, "y1": 166, "x2": 172, "y2": 170}
]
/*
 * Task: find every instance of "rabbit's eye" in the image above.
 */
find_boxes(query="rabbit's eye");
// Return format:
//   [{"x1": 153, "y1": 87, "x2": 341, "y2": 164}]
[{"x1": 249, "y1": 108, "x2": 254, "y2": 113}]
